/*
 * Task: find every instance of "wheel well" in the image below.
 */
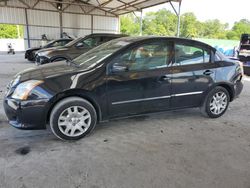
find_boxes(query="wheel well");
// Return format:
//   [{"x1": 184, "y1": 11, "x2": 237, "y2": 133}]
[
  {"x1": 217, "y1": 84, "x2": 234, "y2": 102},
  {"x1": 46, "y1": 94, "x2": 101, "y2": 123},
  {"x1": 51, "y1": 56, "x2": 68, "y2": 62}
]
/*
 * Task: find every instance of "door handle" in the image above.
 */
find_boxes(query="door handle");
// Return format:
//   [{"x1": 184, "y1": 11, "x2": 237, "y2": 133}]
[
  {"x1": 159, "y1": 75, "x2": 171, "y2": 82},
  {"x1": 203, "y1": 70, "x2": 214, "y2": 76}
]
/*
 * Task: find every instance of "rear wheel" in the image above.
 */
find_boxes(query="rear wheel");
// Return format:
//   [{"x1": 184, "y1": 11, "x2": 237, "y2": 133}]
[
  {"x1": 201, "y1": 86, "x2": 230, "y2": 118},
  {"x1": 50, "y1": 97, "x2": 97, "y2": 140}
]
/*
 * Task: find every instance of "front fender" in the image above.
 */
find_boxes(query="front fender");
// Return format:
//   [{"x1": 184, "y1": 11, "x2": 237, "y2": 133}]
[{"x1": 45, "y1": 89, "x2": 103, "y2": 123}]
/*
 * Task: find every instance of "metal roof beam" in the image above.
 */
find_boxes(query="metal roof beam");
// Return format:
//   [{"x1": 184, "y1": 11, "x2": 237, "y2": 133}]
[
  {"x1": 32, "y1": 0, "x2": 40, "y2": 8},
  {"x1": 117, "y1": 0, "x2": 140, "y2": 11},
  {"x1": 18, "y1": 0, "x2": 30, "y2": 8},
  {"x1": 39, "y1": 0, "x2": 118, "y2": 16},
  {"x1": 39, "y1": 0, "x2": 113, "y2": 10},
  {"x1": 100, "y1": 0, "x2": 113, "y2": 7},
  {"x1": 169, "y1": 0, "x2": 178, "y2": 16}
]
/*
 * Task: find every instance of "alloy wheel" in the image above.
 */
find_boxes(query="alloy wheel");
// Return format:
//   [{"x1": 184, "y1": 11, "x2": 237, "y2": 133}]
[
  {"x1": 209, "y1": 91, "x2": 228, "y2": 115},
  {"x1": 58, "y1": 106, "x2": 91, "y2": 137}
]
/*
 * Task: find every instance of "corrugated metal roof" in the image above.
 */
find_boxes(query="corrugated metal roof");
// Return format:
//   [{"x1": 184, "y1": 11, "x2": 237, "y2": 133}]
[
  {"x1": 1, "y1": 0, "x2": 181, "y2": 16},
  {"x1": 95, "y1": 0, "x2": 181, "y2": 15}
]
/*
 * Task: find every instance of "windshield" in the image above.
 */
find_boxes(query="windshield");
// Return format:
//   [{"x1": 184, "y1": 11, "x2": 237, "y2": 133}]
[
  {"x1": 64, "y1": 38, "x2": 82, "y2": 47},
  {"x1": 43, "y1": 40, "x2": 56, "y2": 48},
  {"x1": 73, "y1": 38, "x2": 131, "y2": 69}
]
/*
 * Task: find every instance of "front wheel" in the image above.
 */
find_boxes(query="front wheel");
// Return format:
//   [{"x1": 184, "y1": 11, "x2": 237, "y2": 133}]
[
  {"x1": 201, "y1": 86, "x2": 230, "y2": 118},
  {"x1": 50, "y1": 97, "x2": 97, "y2": 140}
]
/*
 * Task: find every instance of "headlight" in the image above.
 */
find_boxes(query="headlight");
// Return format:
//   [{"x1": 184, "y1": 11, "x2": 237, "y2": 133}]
[
  {"x1": 10, "y1": 75, "x2": 21, "y2": 87},
  {"x1": 12, "y1": 80, "x2": 44, "y2": 100},
  {"x1": 38, "y1": 51, "x2": 50, "y2": 57}
]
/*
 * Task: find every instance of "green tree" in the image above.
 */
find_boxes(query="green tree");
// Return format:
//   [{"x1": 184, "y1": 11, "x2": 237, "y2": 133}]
[
  {"x1": 120, "y1": 14, "x2": 140, "y2": 35},
  {"x1": 143, "y1": 9, "x2": 177, "y2": 36},
  {"x1": 120, "y1": 9, "x2": 250, "y2": 40},
  {"x1": 227, "y1": 19, "x2": 250, "y2": 40},
  {"x1": 201, "y1": 19, "x2": 228, "y2": 39},
  {"x1": 180, "y1": 12, "x2": 200, "y2": 38},
  {"x1": 0, "y1": 24, "x2": 24, "y2": 39}
]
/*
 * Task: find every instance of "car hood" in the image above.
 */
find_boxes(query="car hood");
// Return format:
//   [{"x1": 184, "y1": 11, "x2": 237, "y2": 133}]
[
  {"x1": 15, "y1": 61, "x2": 78, "y2": 82},
  {"x1": 27, "y1": 47, "x2": 42, "y2": 52},
  {"x1": 37, "y1": 46, "x2": 68, "y2": 54}
]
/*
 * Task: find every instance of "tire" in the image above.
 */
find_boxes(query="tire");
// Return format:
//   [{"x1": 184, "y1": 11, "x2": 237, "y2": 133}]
[
  {"x1": 201, "y1": 86, "x2": 230, "y2": 118},
  {"x1": 49, "y1": 97, "x2": 97, "y2": 140}
]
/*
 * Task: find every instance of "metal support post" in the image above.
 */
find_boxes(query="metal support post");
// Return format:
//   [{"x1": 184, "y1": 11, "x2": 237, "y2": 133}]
[
  {"x1": 177, "y1": 0, "x2": 182, "y2": 37},
  {"x1": 24, "y1": 8, "x2": 30, "y2": 48},
  {"x1": 140, "y1": 10, "x2": 143, "y2": 36}
]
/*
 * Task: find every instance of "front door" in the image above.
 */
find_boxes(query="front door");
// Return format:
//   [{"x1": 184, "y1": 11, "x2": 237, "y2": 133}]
[
  {"x1": 106, "y1": 39, "x2": 173, "y2": 118},
  {"x1": 170, "y1": 42, "x2": 216, "y2": 108}
]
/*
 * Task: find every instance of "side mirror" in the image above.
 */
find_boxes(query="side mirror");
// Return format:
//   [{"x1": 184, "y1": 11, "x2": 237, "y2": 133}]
[
  {"x1": 112, "y1": 63, "x2": 129, "y2": 73},
  {"x1": 76, "y1": 43, "x2": 85, "y2": 48}
]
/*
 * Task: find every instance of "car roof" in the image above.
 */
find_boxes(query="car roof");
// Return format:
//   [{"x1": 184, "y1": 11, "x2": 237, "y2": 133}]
[
  {"x1": 114, "y1": 36, "x2": 215, "y2": 51},
  {"x1": 54, "y1": 38, "x2": 73, "y2": 42},
  {"x1": 87, "y1": 33, "x2": 128, "y2": 37}
]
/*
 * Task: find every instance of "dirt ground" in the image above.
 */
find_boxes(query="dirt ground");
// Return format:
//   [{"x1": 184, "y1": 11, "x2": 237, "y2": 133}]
[{"x1": 0, "y1": 53, "x2": 250, "y2": 188}]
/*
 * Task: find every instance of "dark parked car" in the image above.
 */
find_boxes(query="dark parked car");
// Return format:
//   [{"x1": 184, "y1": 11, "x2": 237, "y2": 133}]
[
  {"x1": 25, "y1": 38, "x2": 73, "y2": 61},
  {"x1": 35, "y1": 33, "x2": 127, "y2": 65},
  {"x1": 4, "y1": 37, "x2": 243, "y2": 140},
  {"x1": 238, "y1": 33, "x2": 250, "y2": 75}
]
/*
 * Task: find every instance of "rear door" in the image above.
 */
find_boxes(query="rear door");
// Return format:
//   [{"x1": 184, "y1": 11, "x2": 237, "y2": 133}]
[{"x1": 170, "y1": 41, "x2": 216, "y2": 108}]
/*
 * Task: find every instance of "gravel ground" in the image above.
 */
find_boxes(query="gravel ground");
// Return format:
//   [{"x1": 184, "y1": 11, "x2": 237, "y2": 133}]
[{"x1": 0, "y1": 53, "x2": 250, "y2": 188}]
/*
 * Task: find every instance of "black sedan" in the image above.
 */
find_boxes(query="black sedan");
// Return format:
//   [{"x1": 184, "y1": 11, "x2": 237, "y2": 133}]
[
  {"x1": 25, "y1": 38, "x2": 73, "y2": 61},
  {"x1": 4, "y1": 37, "x2": 243, "y2": 140}
]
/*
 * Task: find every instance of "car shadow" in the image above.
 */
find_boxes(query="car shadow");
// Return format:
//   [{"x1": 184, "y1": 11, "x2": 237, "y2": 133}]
[
  {"x1": 0, "y1": 108, "x2": 204, "y2": 157},
  {"x1": 96, "y1": 108, "x2": 203, "y2": 131}
]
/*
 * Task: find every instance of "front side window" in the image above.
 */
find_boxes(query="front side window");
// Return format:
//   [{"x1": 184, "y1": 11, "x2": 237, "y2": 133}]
[
  {"x1": 51, "y1": 41, "x2": 64, "y2": 47},
  {"x1": 111, "y1": 41, "x2": 170, "y2": 72},
  {"x1": 174, "y1": 44, "x2": 211, "y2": 66},
  {"x1": 76, "y1": 37, "x2": 100, "y2": 48},
  {"x1": 61, "y1": 40, "x2": 71, "y2": 46}
]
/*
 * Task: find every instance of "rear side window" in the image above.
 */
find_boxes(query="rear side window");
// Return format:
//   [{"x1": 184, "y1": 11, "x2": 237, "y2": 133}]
[
  {"x1": 215, "y1": 51, "x2": 223, "y2": 62},
  {"x1": 174, "y1": 44, "x2": 211, "y2": 66},
  {"x1": 101, "y1": 36, "x2": 113, "y2": 43},
  {"x1": 62, "y1": 40, "x2": 71, "y2": 46}
]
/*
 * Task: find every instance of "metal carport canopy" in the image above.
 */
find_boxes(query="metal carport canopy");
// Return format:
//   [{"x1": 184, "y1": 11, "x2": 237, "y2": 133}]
[
  {"x1": 27, "y1": 0, "x2": 181, "y2": 16},
  {"x1": 83, "y1": 0, "x2": 182, "y2": 36},
  {"x1": 0, "y1": 0, "x2": 182, "y2": 48},
  {"x1": 82, "y1": 0, "x2": 181, "y2": 15}
]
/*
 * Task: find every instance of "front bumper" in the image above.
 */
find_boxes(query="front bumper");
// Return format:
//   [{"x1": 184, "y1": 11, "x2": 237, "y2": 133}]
[
  {"x1": 3, "y1": 97, "x2": 49, "y2": 130},
  {"x1": 25, "y1": 51, "x2": 35, "y2": 61}
]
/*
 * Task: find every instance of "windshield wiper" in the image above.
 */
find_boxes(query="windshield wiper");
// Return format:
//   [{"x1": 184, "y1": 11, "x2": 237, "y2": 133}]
[{"x1": 66, "y1": 59, "x2": 79, "y2": 68}]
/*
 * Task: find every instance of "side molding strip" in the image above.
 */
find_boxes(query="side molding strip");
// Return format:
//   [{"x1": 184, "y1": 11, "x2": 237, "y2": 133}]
[
  {"x1": 171, "y1": 91, "x2": 203, "y2": 97},
  {"x1": 112, "y1": 91, "x2": 203, "y2": 105},
  {"x1": 112, "y1": 95, "x2": 171, "y2": 105}
]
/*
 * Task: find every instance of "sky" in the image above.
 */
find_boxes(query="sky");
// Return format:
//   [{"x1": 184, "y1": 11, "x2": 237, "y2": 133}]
[{"x1": 144, "y1": 0, "x2": 250, "y2": 27}]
